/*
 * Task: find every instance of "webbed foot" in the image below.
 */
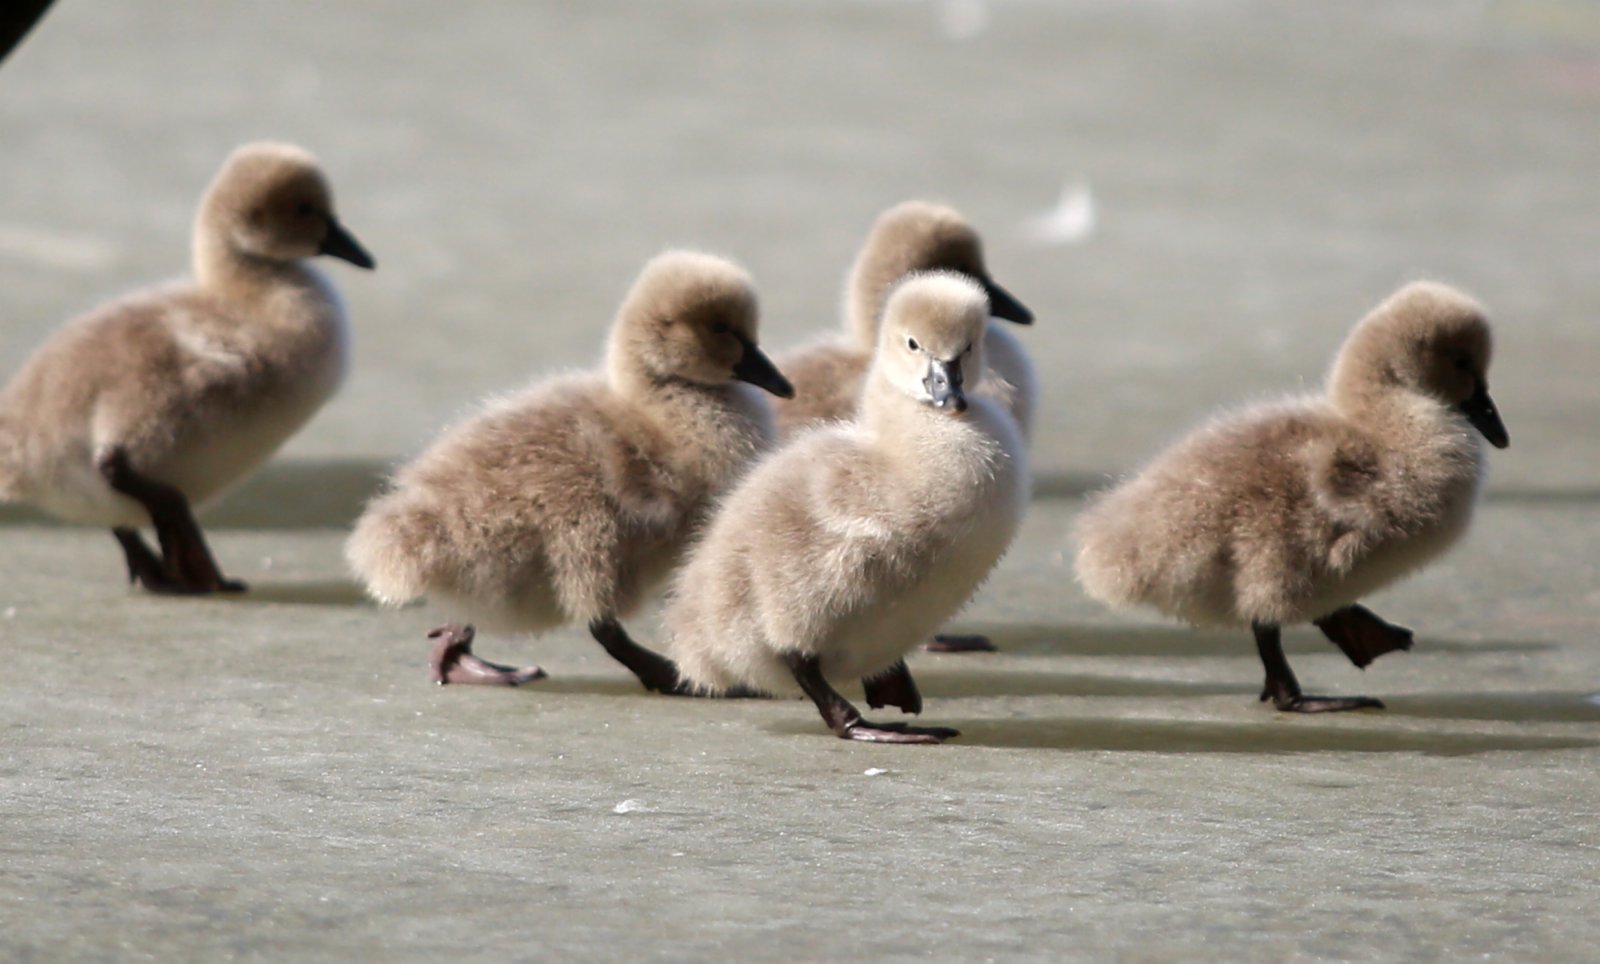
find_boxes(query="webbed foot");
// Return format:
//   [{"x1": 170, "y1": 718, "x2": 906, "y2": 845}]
[
  {"x1": 1255, "y1": 621, "x2": 1385, "y2": 713},
  {"x1": 427, "y1": 624, "x2": 546, "y2": 686},
  {"x1": 842, "y1": 719, "x2": 961, "y2": 744},
  {"x1": 862, "y1": 659, "x2": 922, "y2": 714},
  {"x1": 1262, "y1": 690, "x2": 1387, "y2": 713},
  {"x1": 785, "y1": 651, "x2": 956, "y2": 743},
  {"x1": 922, "y1": 633, "x2": 997, "y2": 654},
  {"x1": 1314, "y1": 604, "x2": 1414, "y2": 669}
]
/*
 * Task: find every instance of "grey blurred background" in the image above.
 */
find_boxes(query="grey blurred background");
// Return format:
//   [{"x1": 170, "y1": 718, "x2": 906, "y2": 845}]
[{"x1": 4, "y1": 0, "x2": 1596, "y2": 490}]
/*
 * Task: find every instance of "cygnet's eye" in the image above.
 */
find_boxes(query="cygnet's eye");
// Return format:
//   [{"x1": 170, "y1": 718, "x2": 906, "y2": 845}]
[
  {"x1": 962, "y1": 342, "x2": 973, "y2": 357},
  {"x1": 296, "y1": 201, "x2": 317, "y2": 217},
  {"x1": 906, "y1": 336, "x2": 920, "y2": 352},
  {"x1": 1452, "y1": 354, "x2": 1472, "y2": 372},
  {"x1": 711, "y1": 321, "x2": 731, "y2": 335}
]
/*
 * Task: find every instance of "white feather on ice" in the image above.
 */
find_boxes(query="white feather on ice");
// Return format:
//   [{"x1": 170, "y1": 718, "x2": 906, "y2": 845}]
[
  {"x1": 1021, "y1": 181, "x2": 1097, "y2": 245},
  {"x1": 939, "y1": 0, "x2": 990, "y2": 40}
]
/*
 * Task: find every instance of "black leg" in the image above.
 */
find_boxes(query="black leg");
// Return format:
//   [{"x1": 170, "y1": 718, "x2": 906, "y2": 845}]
[
  {"x1": 427, "y1": 624, "x2": 545, "y2": 686},
  {"x1": 786, "y1": 652, "x2": 957, "y2": 743},
  {"x1": 588, "y1": 618, "x2": 768, "y2": 699},
  {"x1": 1254, "y1": 622, "x2": 1384, "y2": 713},
  {"x1": 1314, "y1": 604, "x2": 1414, "y2": 669},
  {"x1": 589, "y1": 617, "x2": 690, "y2": 694},
  {"x1": 862, "y1": 659, "x2": 923, "y2": 714},
  {"x1": 923, "y1": 632, "x2": 997, "y2": 654},
  {"x1": 111, "y1": 526, "x2": 184, "y2": 593},
  {"x1": 97, "y1": 449, "x2": 245, "y2": 594}
]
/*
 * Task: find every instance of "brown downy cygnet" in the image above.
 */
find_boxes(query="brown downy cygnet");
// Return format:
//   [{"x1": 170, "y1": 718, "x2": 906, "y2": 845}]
[
  {"x1": 664, "y1": 271, "x2": 1029, "y2": 743},
  {"x1": 346, "y1": 250, "x2": 794, "y2": 691},
  {"x1": 776, "y1": 200, "x2": 1036, "y2": 654},
  {"x1": 1075, "y1": 281, "x2": 1509, "y2": 712},
  {"x1": 0, "y1": 141, "x2": 374, "y2": 593}
]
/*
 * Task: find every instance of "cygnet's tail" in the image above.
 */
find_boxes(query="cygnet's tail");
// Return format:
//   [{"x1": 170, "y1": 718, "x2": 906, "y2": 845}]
[
  {"x1": 345, "y1": 490, "x2": 437, "y2": 606},
  {"x1": 1070, "y1": 493, "x2": 1152, "y2": 610}
]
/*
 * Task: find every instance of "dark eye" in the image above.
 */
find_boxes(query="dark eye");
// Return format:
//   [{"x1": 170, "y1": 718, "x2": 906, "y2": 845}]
[
  {"x1": 1453, "y1": 355, "x2": 1471, "y2": 372},
  {"x1": 906, "y1": 337, "x2": 919, "y2": 352},
  {"x1": 711, "y1": 321, "x2": 730, "y2": 335},
  {"x1": 962, "y1": 342, "x2": 973, "y2": 356},
  {"x1": 297, "y1": 201, "x2": 316, "y2": 216}
]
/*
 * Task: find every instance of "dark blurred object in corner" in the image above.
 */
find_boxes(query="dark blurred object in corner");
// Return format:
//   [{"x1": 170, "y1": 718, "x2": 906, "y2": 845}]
[{"x1": 1, "y1": 0, "x2": 57, "y2": 68}]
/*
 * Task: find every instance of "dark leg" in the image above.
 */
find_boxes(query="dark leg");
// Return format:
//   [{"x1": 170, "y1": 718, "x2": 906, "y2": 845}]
[
  {"x1": 589, "y1": 617, "x2": 685, "y2": 694},
  {"x1": 427, "y1": 624, "x2": 546, "y2": 686},
  {"x1": 786, "y1": 652, "x2": 957, "y2": 743},
  {"x1": 862, "y1": 659, "x2": 922, "y2": 714},
  {"x1": 923, "y1": 632, "x2": 997, "y2": 654},
  {"x1": 97, "y1": 449, "x2": 245, "y2": 594},
  {"x1": 588, "y1": 618, "x2": 767, "y2": 698},
  {"x1": 1313, "y1": 604, "x2": 1414, "y2": 669},
  {"x1": 111, "y1": 526, "x2": 185, "y2": 593},
  {"x1": 1254, "y1": 622, "x2": 1384, "y2": 712}
]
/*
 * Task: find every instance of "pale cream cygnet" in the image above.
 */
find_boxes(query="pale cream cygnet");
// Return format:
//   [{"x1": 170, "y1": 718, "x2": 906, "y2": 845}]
[
  {"x1": 665, "y1": 271, "x2": 1029, "y2": 742},
  {"x1": 775, "y1": 200, "x2": 1036, "y2": 655}
]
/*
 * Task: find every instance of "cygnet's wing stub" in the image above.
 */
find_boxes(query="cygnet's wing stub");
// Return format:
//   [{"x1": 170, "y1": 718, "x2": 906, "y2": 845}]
[{"x1": 1304, "y1": 432, "x2": 1389, "y2": 532}]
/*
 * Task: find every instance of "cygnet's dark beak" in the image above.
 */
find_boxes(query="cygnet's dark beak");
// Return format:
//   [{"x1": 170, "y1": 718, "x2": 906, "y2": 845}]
[
  {"x1": 924, "y1": 356, "x2": 967, "y2": 414},
  {"x1": 1458, "y1": 383, "x2": 1509, "y2": 449},
  {"x1": 731, "y1": 335, "x2": 795, "y2": 399},
  {"x1": 979, "y1": 275, "x2": 1033, "y2": 325},
  {"x1": 319, "y1": 217, "x2": 376, "y2": 270}
]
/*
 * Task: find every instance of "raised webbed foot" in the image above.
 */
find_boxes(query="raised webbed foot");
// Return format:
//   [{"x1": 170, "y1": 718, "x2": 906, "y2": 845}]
[
  {"x1": 863, "y1": 659, "x2": 923, "y2": 714},
  {"x1": 1314, "y1": 604, "x2": 1414, "y2": 669},
  {"x1": 427, "y1": 624, "x2": 546, "y2": 686}
]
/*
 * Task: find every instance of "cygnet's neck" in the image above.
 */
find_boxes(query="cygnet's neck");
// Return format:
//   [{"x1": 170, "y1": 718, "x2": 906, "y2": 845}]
[
  {"x1": 859, "y1": 372, "x2": 1013, "y2": 516},
  {"x1": 858, "y1": 373, "x2": 962, "y2": 446},
  {"x1": 1328, "y1": 371, "x2": 1467, "y2": 452},
  {"x1": 609, "y1": 347, "x2": 761, "y2": 443},
  {"x1": 191, "y1": 211, "x2": 316, "y2": 300},
  {"x1": 607, "y1": 355, "x2": 703, "y2": 403},
  {"x1": 843, "y1": 254, "x2": 902, "y2": 352}
]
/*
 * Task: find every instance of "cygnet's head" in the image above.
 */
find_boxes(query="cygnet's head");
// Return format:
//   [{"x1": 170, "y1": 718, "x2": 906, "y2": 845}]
[
  {"x1": 611, "y1": 250, "x2": 794, "y2": 398},
  {"x1": 849, "y1": 200, "x2": 1032, "y2": 338},
  {"x1": 874, "y1": 271, "x2": 990, "y2": 415},
  {"x1": 1330, "y1": 280, "x2": 1508, "y2": 448},
  {"x1": 201, "y1": 141, "x2": 375, "y2": 269}
]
